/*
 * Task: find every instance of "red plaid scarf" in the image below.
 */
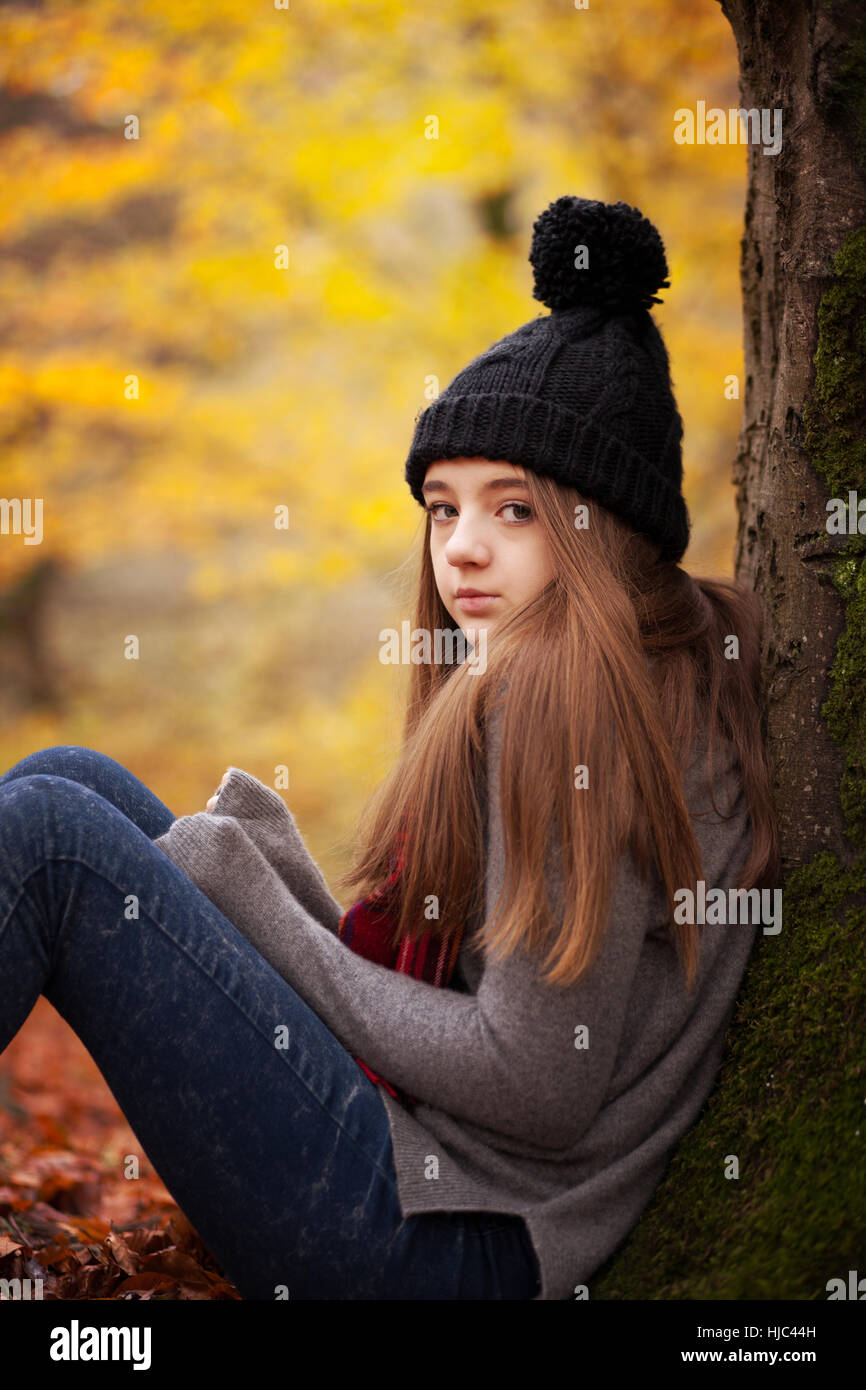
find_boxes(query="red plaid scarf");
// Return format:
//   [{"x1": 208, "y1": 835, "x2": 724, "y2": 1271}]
[{"x1": 337, "y1": 824, "x2": 466, "y2": 1107}]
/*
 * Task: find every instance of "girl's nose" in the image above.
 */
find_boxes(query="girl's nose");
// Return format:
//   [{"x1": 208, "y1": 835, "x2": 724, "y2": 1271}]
[{"x1": 444, "y1": 516, "x2": 490, "y2": 565}]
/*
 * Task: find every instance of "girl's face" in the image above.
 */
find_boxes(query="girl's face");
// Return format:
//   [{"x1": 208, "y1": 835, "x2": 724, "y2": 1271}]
[{"x1": 422, "y1": 457, "x2": 556, "y2": 638}]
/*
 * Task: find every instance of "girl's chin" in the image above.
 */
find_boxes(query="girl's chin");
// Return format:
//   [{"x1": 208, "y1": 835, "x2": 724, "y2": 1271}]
[{"x1": 458, "y1": 618, "x2": 496, "y2": 642}]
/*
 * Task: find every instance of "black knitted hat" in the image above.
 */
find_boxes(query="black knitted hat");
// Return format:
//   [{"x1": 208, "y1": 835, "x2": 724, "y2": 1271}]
[{"x1": 404, "y1": 194, "x2": 690, "y2": 563}]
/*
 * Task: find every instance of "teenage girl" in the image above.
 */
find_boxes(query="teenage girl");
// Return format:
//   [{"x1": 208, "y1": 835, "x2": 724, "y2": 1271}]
[{"x1": 0, "y1": 195, "x2": 779, "y2": 1299}]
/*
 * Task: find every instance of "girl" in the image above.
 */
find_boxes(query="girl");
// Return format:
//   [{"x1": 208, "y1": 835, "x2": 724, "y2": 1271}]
[{"x1": 0, "y1": 195, "x2": 779, "y2": 1300}]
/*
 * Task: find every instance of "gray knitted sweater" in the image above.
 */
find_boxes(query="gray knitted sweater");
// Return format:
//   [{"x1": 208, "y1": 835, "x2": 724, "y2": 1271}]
[{"x1": 154, "y1": 717, "x2": 758, "y2": 1301}]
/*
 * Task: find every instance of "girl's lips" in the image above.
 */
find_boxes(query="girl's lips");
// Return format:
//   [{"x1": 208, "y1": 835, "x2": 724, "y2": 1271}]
[{"x1": 456, "y1": 594, "x2": 498, "y2": 612}]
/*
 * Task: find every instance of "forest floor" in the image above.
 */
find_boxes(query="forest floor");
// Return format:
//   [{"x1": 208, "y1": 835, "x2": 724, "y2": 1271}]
[{"x1": 0, "y1": 997, "x2": 241, "y2": 1300}]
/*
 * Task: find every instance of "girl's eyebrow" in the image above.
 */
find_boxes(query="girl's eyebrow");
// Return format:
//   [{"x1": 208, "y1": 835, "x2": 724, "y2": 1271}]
[{"x1": 421, "y1": 477, "x2": 530, "y2": 496}]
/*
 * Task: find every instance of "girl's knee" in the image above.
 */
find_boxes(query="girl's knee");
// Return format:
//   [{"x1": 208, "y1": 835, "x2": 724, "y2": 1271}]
[
  {"x1": 0, "y1": 773, "x2": 127, "y2": 867},
  {"x1": 1, "y1": 745, "x2": 113, "y2": 784},
  {"x1": 0, "y1": 771, "x2": 91, "y2": 809},
  {"x1": 0, "y1": 774, "x2": 91, "y2": 856}
]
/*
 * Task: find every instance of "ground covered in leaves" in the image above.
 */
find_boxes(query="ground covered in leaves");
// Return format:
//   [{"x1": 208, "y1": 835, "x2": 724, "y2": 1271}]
[{"x1": 0, "y1": 997, "x2": 241, "y2": 1300}]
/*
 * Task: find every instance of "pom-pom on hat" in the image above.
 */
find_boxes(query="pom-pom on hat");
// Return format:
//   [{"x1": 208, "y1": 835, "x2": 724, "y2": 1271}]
[{"x1": 404, "y1": 194, "x2": 691, "y2": 563}]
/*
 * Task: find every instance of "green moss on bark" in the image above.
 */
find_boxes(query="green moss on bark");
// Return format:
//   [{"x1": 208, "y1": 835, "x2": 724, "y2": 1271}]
[
  {"x1": 591, "y1": 855, "x2": 866, "y2": 1299},
  {"x1": 823, "y1": 544, "x2": 866, "y2": 845},
  {"x1": 803, "y1": 226, "x2": 866, "y2": 497},
  {"x1": 822, "y1": 14, "x2": 866, "y2": 166},
  {"x1": 808, "y1": 224, "x2": 866, "y2": 850}
]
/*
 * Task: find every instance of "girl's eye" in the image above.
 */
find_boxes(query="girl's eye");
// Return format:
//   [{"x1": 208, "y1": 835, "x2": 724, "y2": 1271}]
[
  {"x1": 425, "y1": 502, "x2": 533, "y2": 523},
  {"x1": 501, "y1": 502, "x2": 532, "y2": 522}
]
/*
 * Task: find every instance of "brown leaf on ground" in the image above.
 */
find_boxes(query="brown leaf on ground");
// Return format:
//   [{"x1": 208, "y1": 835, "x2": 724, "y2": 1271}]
[{"x1": 0, "y1": 998, "x2": 243, "y2": 1300}]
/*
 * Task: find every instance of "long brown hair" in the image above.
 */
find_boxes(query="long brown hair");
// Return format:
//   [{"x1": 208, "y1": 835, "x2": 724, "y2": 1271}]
[{"x1": 336, "y1": 471, "x2": 780, "y2": 995}]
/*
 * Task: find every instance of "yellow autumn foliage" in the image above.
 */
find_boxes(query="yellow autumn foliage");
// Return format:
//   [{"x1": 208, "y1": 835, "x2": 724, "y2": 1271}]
[{"x1": 0, "y1": 0, "x2": 747, "y2": 882}]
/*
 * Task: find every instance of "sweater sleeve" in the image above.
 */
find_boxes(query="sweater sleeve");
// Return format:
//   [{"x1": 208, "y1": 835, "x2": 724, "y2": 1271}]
[
  {"x1": 151, "y1": 766, "x2": 657, "y2": 1153},
  {"x1": 153, "y1": 768, "x2": 346, "y2": 936}
]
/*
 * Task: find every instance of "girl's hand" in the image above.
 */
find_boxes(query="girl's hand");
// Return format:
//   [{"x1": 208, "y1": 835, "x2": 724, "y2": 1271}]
[{"x1": 206, "y1": 771, "x2": 231, "y2": 812}]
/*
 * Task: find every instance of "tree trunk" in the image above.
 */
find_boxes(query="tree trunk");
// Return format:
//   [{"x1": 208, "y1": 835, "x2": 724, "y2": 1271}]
[{"x1": 725, "y1": 0, "x2": 866, "y2": 870}]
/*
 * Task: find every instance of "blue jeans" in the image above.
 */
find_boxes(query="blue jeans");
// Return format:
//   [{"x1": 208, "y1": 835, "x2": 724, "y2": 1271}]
[{"x1": 0, "y1": 746, "x2": 541, "y2": 1300}]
